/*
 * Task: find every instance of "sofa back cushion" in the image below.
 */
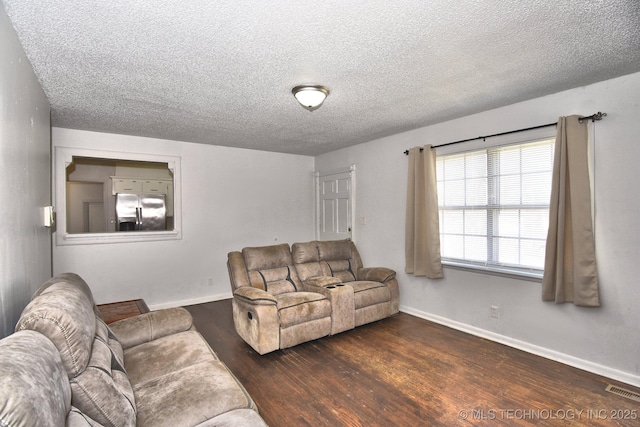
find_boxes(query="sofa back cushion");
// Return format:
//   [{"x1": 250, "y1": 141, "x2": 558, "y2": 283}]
[
  {"x1": 291, "y1": 241, "x2": 319, "y2": 264},
  {"x1": 320, "y1": 240, "x2": 364, "y2": 281},
  {"x1": 325, "y1": 260, "x2": 357, "y2": 282},
  {"x1": 242, "y1": 244, "x2": 301, "y2": 294},
  {"x1": 317, "y1": 240, "x2": 352, "y2": 261},
  {"x1": 16, "y1": 280, "x2": 96, "y2": 378},
  {"x1": 0, "y1": 330, "x2": 72, "y2": 427},
  {"x1": 294, "y1": 240, "x2": 359, "y2": 282},
  {"x1": 243, "y1": 243, "x2": 292, "y2": 270},
  {"x1": 32, "y1": 272, "x2": 106, "y2": 319},
  {"x1": 247, "y1": 266, "x2": 297, "y2": 295},
  {"x1": 291, "y1": 241, "x2": 327, "y2": 282},
  {"x1": 70, "y1": 319, "x2": 136, "y2": 427},
  {"x1": 67, "y1": 406, "x2": 106, "y2": 426},
  {"x1": 32, "y1": 271, "x2": 94, "y2": 302},
  {"x1": 16, "y1": 274, "x2": 137, "y2": 427}
]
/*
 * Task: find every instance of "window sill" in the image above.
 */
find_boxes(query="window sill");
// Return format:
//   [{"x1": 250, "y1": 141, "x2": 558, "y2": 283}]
[
  {"x1": 57, "y1": 229, "x2": 181, "y2": 246},
  {"x1": 442, "y1": 260, "x2": 543, "y2": 283}
]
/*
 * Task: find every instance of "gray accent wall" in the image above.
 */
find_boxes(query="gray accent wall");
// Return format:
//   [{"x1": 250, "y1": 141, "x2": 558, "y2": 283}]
[
  {"x1": 315, "y1": 72, "x2": 640, "y2": 387},
  {"x1": 0, "y1": 4, "x2": 52, "y2": 338},
  {"x1": 52, "y1": 128, "x2": 316, "y2": 309}
]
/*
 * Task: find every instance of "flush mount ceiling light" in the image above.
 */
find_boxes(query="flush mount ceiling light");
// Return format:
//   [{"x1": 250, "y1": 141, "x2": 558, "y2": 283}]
[{"x1": 292, "y1": 85, "x2": 330, "y2": 111}]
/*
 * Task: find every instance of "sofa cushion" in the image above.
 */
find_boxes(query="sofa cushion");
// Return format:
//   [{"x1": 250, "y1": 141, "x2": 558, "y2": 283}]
[
  {"x1": 243, "y1": 244, "x2": 303, "y2": 293},
  {"x1": 291, "y1": 241, "x2": 320, "y2": 264},
  {"x1": 67, "y1": 407, "x2": 106, "y2": 426},
  {"x1": 276, "y1": 292, "x2": 331, "y2": 328},
  {"x1": 326, "y1": 259, "x2": 357, "y2": 282},
  {"x1": 243, "y1": 243, "x2": 292, "y2": 270},
  {"x1": 291, "y1": 261, "x2": 325, "y2": 282},
  {"x1": 0, "y1": 330, "x2": 71, "y2": 427},
  {"x1": 258, "y1": 266, "x2": 290, "y2": 284},
  {"x1": 317, "y1": 239, "x2": 352, "y2": 261},
  {"x1": 291, "y1": 242, "x2": 325, "y2": 282},
  {"x1": 265, "y1": 278, "x2": 296, "y2": 295},
  {"x1": 33, "y1": 272, "x2": 106, "y2": 320},
  {"x1": 248, "y1": 266, "x2": 297, "y2": 295},
  {"x1": 70, "y1": 324, "x2": 136, "y2": 427},
  {"x1": 124, "y1": 330, "x2": 218, "y2": 385},
  {"x1": 33, "y1": 272, "x2": 95, "y2": 304},
  {"x1": 293, "y1": 241, "x2": 358, "y2": 282},
  {"x1": 17, "y1": 278, "x2": 137, "y2": 427},
  {"x1": 133, "y1": 360, "x2": 256, "y2": 427},
  {"x1": 16, "y1": 280, "x2": 96, "y2": 378}
]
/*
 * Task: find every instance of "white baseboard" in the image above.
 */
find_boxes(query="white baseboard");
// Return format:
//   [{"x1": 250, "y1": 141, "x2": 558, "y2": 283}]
[
  {"x1": 148, "y1": 292, "x2": 232, "y2": 311},
  {"x1": 400, "y1": 305, "x2": 640, "y2": 389}
]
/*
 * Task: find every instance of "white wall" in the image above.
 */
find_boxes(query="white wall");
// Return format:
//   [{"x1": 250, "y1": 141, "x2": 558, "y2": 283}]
[
  {"x1": 315, "y1": 72, "x2": 640, "y2": 387},
  {"x1": 0, "y1": 5, "x2": 52, "y2": 338},
  {"x1": 52, "y1": 128, "x2": 316, "y2": 308}
]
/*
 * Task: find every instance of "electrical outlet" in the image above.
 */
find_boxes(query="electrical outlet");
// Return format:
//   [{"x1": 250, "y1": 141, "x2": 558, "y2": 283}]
[
  {"x1": 208, "y1": 277, "x2": 214, "y2": 286},
  {"x1": 490, "y1": 305, "x2": 499, "y2": 319}
]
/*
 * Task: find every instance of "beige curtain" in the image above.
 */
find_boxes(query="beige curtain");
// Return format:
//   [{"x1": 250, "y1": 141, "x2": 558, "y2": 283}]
[
  {"x1": 542, "y1": 116, "x2": 599, "y2": 306},
  {"x1": 405, "y1": 145, "x2": 443, "y2": 279}
]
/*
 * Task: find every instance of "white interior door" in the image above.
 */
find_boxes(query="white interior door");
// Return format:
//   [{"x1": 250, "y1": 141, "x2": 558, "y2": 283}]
[
  {"x1": 66, "y1": 182, "x2": 104, "y2": 234},
  {"x1": 87, "y1": 202, "x2": 105, "y2": 233},
  {"x1": 317, "y1": 168, "x2": 354, "y2": 241}
]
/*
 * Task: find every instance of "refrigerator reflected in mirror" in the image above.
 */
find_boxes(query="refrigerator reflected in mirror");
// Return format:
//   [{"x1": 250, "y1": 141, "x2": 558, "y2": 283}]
[{"x1": 116, "y1": 193, "x2": 167, "y2": 231}]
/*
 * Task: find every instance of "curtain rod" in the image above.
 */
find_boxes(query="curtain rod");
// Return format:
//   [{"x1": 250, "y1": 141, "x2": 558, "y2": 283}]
[{"x1": 403, "y1": 112, "x2": 607, "y2": 154}]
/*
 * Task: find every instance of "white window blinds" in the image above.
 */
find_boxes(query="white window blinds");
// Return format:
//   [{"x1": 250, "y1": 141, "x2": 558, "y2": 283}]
[{"x1": 436, "y1": 138, "x2": 555, "y2": 276}]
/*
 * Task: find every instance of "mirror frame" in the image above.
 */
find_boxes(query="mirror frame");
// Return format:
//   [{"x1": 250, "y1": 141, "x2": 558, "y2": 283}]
[{"x1": 55, "y1": 146, "x2": 182, "y2": 245}]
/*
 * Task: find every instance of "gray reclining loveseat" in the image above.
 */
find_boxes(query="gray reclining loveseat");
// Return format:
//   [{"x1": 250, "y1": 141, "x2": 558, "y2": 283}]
[{"x1": 227, "y1": 239, "x2": 399, "y2": 355}]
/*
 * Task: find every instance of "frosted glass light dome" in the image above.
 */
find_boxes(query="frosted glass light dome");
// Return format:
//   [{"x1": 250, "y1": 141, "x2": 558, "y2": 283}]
[{"x1": 292, "y1": 85, "x2": 330, "y2": 111}]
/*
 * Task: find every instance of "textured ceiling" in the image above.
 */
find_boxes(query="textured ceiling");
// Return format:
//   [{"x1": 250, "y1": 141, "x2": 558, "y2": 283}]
[{"x1": 3, "y1": 1, "x2": 640, "y2": 156}]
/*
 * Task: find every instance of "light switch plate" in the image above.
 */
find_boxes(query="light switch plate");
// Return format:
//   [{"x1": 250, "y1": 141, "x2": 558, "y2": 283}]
[{"x1": 42, "y1": 206, "x2": 55, "y2": 227}]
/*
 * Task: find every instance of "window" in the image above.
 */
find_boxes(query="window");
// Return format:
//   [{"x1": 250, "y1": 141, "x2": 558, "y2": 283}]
[
  {"x1": 65, "y1": 157, "x2": 175, "y2": 234},
  {"x1": 55, "y1": 147, "x2": 182, "y2": 245},
  {"x1": 436, "y1": 135, "x2": 555, "y2": 278}
]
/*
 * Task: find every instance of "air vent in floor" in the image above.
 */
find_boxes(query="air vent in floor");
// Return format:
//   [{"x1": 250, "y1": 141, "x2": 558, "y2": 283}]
[{"x1": 605, "y1": 384, "x2": 640, "y2": 402}]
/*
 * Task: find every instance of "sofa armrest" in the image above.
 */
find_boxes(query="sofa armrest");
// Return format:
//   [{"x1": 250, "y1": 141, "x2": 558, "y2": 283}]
[
  {"x1": 108, "y1": 307, "x2": 194, "y2": 349},
  {"x1": 357, "y1": 267, "x2": 396, "y2": 282},
  {"x1": 304, "y1": 276, "x2": 342, "y2": 288},
  {"x1": 228, "y1": 251, "x2": 251, "y2": 289},
  {"x1": 233, "y1": 287, "x2": 277, "y2": 305},
  {"x1": 301, "y1": 277, "x2": 342, "y2": 296}
]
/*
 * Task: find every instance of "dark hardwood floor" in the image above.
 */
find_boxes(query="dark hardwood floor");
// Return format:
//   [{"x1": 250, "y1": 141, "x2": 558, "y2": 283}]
[{"x1": 185, "y1": 300, "x2": 639, "y2": 426}]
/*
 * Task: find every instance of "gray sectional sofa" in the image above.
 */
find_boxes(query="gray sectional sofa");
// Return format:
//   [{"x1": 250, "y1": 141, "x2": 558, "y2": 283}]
[
  {"x1": 0, "y1": 273, "x2": 267, "y2": 427},
  {"x1": 227, "y1": 239, "x2": 399, "y2": 355}
]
